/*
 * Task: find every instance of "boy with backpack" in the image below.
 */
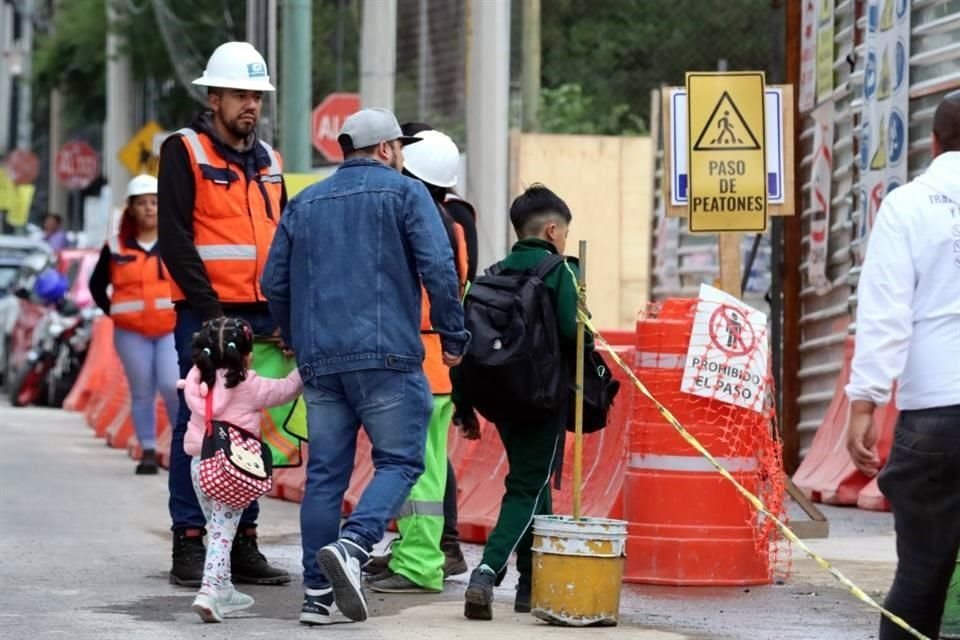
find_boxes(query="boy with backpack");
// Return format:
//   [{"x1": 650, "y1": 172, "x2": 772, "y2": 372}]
[{"x1": 454, "y1": 184, "x2": 586, "y2": 621}]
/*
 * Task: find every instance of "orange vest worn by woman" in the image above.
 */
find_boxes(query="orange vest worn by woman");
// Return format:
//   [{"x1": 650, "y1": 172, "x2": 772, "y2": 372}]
[{"x1": 108, "y1": 235, "x2": 176, "y2": 338}]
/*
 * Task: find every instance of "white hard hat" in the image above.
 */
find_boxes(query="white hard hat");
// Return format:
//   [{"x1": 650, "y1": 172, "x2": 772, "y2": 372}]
[
  {"x1": 192, "y1": 42, "x2": 275, "y2": 92},
  {"x1": 126, "y1": 174, "x2": 158, "y2": 199},
  {"x1": 403, "y1": 130, "x2": 460, "y2": 188}
]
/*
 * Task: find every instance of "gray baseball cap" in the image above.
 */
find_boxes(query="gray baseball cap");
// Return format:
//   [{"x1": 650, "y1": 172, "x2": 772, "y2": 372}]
[{"x1": 338, "y1": 108, "x2": 421, "y2": 154}]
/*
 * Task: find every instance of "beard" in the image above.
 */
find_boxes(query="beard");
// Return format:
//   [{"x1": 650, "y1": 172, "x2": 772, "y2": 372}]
[{"x1": 226, "y1": 115, "x2": 257, "y2": 141}]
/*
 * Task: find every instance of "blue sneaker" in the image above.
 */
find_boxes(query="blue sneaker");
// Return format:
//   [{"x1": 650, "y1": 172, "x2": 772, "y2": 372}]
[{"x1": 317, "y1": 538, "x2": 370, "y2": 622}]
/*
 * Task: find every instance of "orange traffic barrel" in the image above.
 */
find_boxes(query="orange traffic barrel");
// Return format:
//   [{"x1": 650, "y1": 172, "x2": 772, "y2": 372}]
[{"x1": 623, "y1": 298, "x2": 772, "y2": 586}]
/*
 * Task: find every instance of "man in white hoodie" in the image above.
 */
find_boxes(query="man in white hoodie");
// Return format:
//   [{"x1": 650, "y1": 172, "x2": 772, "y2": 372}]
[{"x1": 846, "y1": 90, "x2": 960, "y2": 640}]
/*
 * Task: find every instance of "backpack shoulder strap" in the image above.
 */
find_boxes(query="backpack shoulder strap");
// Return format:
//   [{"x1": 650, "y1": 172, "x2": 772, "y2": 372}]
[
  {"x1": 532, "y1": 254, "x2": 566, "y2": 281},
  {"x1": 486, "y1": 261, "x2": 506, "y2": 277}
]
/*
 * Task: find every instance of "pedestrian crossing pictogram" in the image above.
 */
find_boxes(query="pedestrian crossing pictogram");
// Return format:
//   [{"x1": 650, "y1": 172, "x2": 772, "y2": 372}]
[{"x1": 693, "y1": 91, "x2": 762, "y2": 152}]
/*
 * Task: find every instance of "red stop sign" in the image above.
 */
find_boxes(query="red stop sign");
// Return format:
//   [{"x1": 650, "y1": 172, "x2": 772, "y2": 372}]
[
  {"x1": 5, "y1": 149, "x2": 40, "y2": 185},
  {"x1": 56, "y1": 141, "x2": 99, "y2": 191},
  {"x1": 311, "y1": 93, "x2": 361, "y2": 163}
]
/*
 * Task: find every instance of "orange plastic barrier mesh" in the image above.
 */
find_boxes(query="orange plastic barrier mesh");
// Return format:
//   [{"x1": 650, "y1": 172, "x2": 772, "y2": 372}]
[
  {"x1": 624, "y1": 298, "x2": 786, "y2": 586},
  {"x1": 792, "y1": 336, "x2": 896, "y2": 510}
]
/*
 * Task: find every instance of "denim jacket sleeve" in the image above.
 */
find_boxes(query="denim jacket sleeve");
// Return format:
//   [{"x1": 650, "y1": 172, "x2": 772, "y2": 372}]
[
  {"x1": 262, "y1": 212, "x2": 294, "y2": 346},
  {"x1": 402, "y1": 181, "x2": 469, "y2": 355}
]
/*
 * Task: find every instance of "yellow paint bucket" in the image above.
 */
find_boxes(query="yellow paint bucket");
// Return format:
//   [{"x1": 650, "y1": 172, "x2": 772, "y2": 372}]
[{"x1": 531, "y1": 515, "x2": 627, "y2": 627}]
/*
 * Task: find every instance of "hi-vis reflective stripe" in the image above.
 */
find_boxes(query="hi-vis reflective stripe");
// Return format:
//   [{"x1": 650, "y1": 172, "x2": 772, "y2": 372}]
[
  {"x1": 259, "y1": 139, "x2": 282, "y2": 175},
  {"x1": 629, "y1": 453, "x2": 758, "y2": 473},
  {"x1": 635, "y1": 352, "x2": 686, "y2": 370},
  {"x1": 395, "y1": 500, "x2": 445, "y2": 519},
  {"x1": 176, "y1": 128, "x2": 210, "y2": 165},
  {"x1": 196, "y1": 245, "x2": 257, "y2": 261},
  {"x1": 155, "y1": 298, "x2": 174, "y2": 310},
  {"x1": 111, "y1": 300, "x2": 146, "y2": 314}
]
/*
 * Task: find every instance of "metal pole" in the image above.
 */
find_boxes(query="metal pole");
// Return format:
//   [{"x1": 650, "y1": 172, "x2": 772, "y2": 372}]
[
  {"x1": 105, "y1": 1, "x2": 134, "y2": 210},
  {"x1": 573, "y1": 240, "x2": 587, "y2": 521},
  {"x1": 15, "y1": 0, "x2": 33, "y2": 151},
  {"x1": 48, "y1": 88, "x2": 66, "y2": 216},
  {"x1": 335, "y1": 0, "x2": 345, "y2": 91},
  {"x1": 466, "y1": 0, "x2": 510, "y2": 267},
  {"x1": 521, "y1": 0, "x2": 540, "y2": 131},
  {"x1": 267, "y1": 0, "x2": 279, "y2": 146},
  {"x1": 359, "y1": 0, "x2": 396, "y2": 109},
  {"x1": 280, "y1": 0, "x2": 312, "y2": 171},
  {"x1": 0, "y1": 2, "x2": 14, "y2": 152},
  {"x1": 416, "y1": 0, "x2": 429, "y2": 120}
]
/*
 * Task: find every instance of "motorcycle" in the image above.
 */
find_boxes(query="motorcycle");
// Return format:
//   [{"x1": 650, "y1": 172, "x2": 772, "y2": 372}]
[{"x1": 9, "y1": 300, "x2": 94, "y2": 408}]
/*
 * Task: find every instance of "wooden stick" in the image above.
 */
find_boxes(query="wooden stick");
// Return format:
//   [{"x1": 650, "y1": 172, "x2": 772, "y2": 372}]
[
  {"x1": 718, "y1": 232, "x2": 743, "y2": 296},
  {"x1": 573, "y1": 240, "x2": 587, "y2": 521}
]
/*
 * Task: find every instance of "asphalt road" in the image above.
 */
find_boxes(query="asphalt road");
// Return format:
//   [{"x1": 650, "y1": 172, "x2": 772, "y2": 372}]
[{"x1": 0, "y1": 403, "x2": 898, "y2": 639}]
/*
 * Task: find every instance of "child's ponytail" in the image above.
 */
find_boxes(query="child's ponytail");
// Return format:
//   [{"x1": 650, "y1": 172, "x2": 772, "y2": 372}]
[{"x1": 191, "y1": 317, "x2": 255, "y2": 389}]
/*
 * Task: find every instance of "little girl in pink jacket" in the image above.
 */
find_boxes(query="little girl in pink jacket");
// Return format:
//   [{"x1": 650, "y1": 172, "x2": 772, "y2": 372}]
[{"x1": 179, "y1": 317, "x2": 302, "y2": 623}]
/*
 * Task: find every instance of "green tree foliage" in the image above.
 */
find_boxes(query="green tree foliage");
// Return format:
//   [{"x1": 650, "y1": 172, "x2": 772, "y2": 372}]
[{"x1": 539, "y1": 0, "x2": 775, "y2": 135}]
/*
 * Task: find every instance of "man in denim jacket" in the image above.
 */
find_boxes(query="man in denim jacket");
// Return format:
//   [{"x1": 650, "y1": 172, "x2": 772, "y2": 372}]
[{"x1": 262, "y1": 108, "x2": 469, "y2": 626}]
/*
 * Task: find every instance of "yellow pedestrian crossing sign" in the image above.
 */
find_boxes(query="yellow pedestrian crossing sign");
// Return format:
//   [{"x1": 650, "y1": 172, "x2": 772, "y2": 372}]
[
  {"x1": 118, "y1": 121, "x2": 167, "y2": 177},
  {"x1": 693, "y1": 91, "x2": 762, "y2": 151},
  {"x1": 686, "y1": 72, "x2": 767, "y2": 233}
]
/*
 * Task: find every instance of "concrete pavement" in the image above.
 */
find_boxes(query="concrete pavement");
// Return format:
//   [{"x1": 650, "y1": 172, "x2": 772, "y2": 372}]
[{"x1": 0, "y1": 404, "x2": 899, "y2": 639}]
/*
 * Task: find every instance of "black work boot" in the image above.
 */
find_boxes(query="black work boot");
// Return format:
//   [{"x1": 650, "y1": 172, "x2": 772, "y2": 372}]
[
  {"x1": 464, "y1": 566, "x2": 496, "y2": 620},
  {"x1": 170, "y1": 528, "x2": 206, "y2": 587},
  {"x1": 135, "y1": 449, "x2": 158, "y2": 475},
  {"x1": 441, "y1": 534, "x2": 468, "y2": 578},
  {"x1": 514, "y1": 580, "x2": 532, "y2": 613},
  {"x1": 231, "y1": 526, "x2": 291, "y2": 585}
]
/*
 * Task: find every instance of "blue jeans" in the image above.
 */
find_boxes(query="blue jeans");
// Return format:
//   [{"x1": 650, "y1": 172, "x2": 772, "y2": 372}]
[
  {"x1": 300, "y1": 369, "x2": 432, "y2": 589},
  {"x1": 168, "y1": 306, "x2": 277, "y2": 532},
  {"x1": 113, "y1": 328, "x2": 179, "y2": 451}
]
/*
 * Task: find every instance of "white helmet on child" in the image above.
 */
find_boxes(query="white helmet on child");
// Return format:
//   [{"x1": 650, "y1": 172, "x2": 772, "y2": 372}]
[
  {"x1": 403, "y1": 130, "x2": 460, "y2": 188},
  {"x1": 192, "y1": 42, "x2": 275, "y2": 92},
  {"x1": 126, "y1": 174, "x2": 158, "y2": 199}
]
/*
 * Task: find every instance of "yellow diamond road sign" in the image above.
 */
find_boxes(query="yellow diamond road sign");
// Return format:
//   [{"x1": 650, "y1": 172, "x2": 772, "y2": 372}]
[
  {"x1": 686, "y1": 72, "x2": 767, "y2": 232},
  {"x1": 118, "y1": 121, "x2": 166, "y2": 177}
]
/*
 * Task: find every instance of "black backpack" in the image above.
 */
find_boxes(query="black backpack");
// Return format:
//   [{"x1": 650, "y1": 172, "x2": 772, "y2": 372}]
[
  {"x1": 456, "y1": 254, "x2": 567, "y2": 424},
  {"x1": 567, "y1": 349, "x2": 621, "y2": 433}
]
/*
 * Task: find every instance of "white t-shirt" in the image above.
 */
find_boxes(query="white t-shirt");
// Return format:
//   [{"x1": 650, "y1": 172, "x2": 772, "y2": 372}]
[{"x1": 138, "y1": 239, "x2": 157, "y2": 252}]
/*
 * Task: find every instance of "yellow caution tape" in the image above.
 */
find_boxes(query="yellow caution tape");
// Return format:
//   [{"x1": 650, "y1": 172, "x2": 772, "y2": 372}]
[{"x1": 584, "y1": 321, "x2": 927, "y2": 640}]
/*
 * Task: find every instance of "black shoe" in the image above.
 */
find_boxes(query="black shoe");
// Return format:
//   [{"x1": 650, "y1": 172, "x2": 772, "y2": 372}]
[
  {"x1": 317, "y1": 538, "x2": 370, "y2": 622},
  {"x1": 464, "y1": 566, "x2": 495, "y2": 621},
  {"x1": 514, "y1": 581, "x2": 531, "y2": 613},
  {"x1": 135, "y1": 449, "x2": 158, "y2": 475},
  {"x1": 231, "y1": 527, "x2": 291, "y2": 585},
  {"x1": 300, "y1": 588, "x2": 352, "y2": 626},
  {"x1": 364, "y1": 552, "x2": 392, "y2": 576},
  {"x1": 441, "y1": 535, "x2": 468, "y2": 578},
  {"x1": 169, "y1": 529, "x2": 206, "y2": 587}
]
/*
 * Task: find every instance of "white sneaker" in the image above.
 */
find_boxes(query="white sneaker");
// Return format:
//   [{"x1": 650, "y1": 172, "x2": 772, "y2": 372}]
[
  {"x1": 192, "y1": 592, "x2": 223, "y2": 623},
  {"x1": 219, "y1": 587, "x2": 255, "y2": 615}
]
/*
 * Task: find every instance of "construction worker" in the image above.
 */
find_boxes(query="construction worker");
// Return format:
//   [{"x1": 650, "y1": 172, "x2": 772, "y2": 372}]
[
  {"x1": 88, "y1": 174, "x2": 179, "y2": 476},
  {"x1": 365, "y1": 128, "x2": 469, "y2": 594},
  {"x1": 157, "y1": 41, "x2": 289, "y2": 589},
  {"x1": 846, "y1": 90, "x2": 960, "y2": 640}
]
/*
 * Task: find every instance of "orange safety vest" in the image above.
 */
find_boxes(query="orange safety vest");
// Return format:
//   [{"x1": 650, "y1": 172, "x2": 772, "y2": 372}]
[
  {"x1": 108, "y1": 236, "x2": 176, "y2": 338},
  {"x1": 420, "y1": 218, "x2": 469, "y2": 394},
  {"x1": 171, "y1": 127, "x2": 284, "y2": 305}
]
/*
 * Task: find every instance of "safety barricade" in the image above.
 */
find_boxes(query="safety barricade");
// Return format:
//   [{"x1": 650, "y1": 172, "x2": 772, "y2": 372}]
[
  {"x1": 792, "y1": 336, "x2": 896, "y2": 510},
  {"x1": 623, "y1": 298, "x2": 783, "y2": 586},
  {"x1": 63, "y1": 317, "x2": 114, "y2": 412}
]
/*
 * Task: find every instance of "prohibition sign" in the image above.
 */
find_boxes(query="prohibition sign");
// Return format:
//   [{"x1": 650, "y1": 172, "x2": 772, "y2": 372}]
[{"x1": 709, "y1": 304, "x2": 756, "y2": 356}]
